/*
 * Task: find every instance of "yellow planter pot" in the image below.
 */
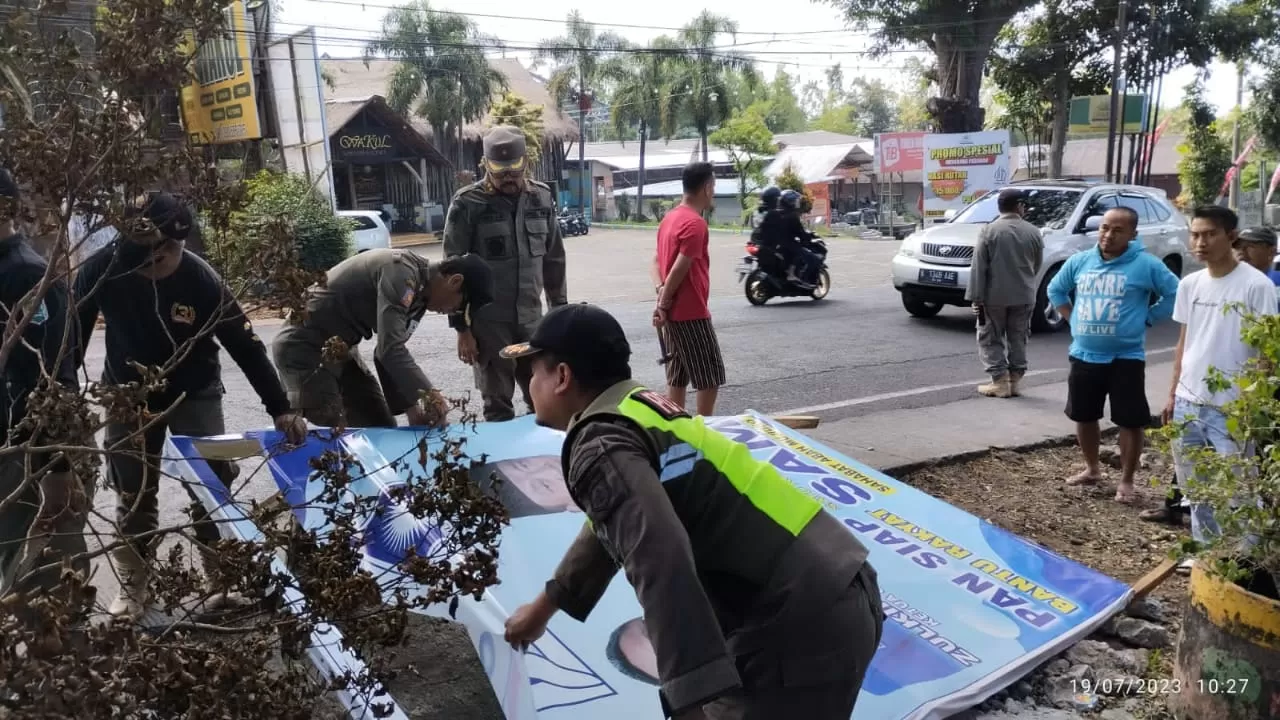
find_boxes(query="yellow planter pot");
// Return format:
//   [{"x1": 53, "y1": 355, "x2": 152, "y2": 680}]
[{"x1": 1168, "y1": 562, "x2": 1280, "y2": 719}]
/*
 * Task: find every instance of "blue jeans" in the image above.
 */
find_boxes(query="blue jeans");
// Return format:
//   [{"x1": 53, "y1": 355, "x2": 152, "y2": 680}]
[{"x1": 1170, "y1": 397, "x2": 1256, "y2": 545}]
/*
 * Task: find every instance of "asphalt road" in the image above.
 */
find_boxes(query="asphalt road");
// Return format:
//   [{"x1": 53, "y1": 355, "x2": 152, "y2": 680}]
[
  {"x1": 77, "y1": 225, "x2": 1182, "y2": 614},
  {"x1": 82, "y1": 226, "x2": 1182, "y2": 433}
]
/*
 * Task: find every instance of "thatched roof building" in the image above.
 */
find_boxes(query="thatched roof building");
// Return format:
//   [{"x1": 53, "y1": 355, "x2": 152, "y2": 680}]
[{"x1": 321, "y1": 57, "x2": 576, "y2": 190}]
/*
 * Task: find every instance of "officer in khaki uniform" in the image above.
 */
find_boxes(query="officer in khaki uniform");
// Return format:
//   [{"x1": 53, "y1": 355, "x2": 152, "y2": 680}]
[
  {"x1": 502, "y1": 304, "x2": 884, "y2": 720},
  {"x1": 443, "y1": 126, "x2": 568, "y2": 422},
  {"x1": 272, "y1": 250, "x2": 494, "y2": 428}
]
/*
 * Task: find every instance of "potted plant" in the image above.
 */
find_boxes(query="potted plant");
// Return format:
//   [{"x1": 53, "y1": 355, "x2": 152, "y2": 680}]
[{"x1": 1153, "y1": 308, "x2": 1280, "y2": 720}]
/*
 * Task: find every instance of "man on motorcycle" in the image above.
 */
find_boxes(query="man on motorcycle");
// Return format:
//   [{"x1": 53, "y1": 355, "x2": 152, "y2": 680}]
[
  {"x1": 751, "y1": 187, "x2": 812, "y2": 289},
  {"x1": 777, "y1": 190, "x2": 821, "y2": 287}
]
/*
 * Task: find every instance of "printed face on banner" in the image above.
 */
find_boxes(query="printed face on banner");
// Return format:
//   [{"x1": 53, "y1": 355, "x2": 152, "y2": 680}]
[
  {"x1": 472, "y1": 455, "x2": 579, "y2": 518},
  {"x1": 922, "y1": 131, "x2": 1012, "y2": 222}
]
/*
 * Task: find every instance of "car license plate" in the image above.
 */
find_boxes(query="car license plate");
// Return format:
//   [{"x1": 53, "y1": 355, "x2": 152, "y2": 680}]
[{"x1": 918, "y1": 269, "x2": 958, "y2": 286}]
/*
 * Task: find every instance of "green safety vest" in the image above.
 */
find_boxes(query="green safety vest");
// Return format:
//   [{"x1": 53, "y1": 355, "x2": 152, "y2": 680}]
[{"x1": 562, "y1": 381, "x2": 839, "y2": 590}]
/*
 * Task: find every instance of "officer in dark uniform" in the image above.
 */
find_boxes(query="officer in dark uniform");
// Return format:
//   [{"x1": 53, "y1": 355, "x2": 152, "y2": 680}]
[
  {"x1": 0, "y1": 168, "x2": 87, "y2": 598},
  {"x1": 501, "y1": 303, "x2": 884, "y2": 720},
  {"x1": 443, "y1": 126, "x2": 568, "y2": 422},
  {"x1": 272, "y1": 250, "x2": 495, "y2": 428}
]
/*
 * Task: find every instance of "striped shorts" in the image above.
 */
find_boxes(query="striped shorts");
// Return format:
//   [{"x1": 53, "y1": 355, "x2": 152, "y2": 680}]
[{"x1": 662, "y1": 317, "x2": 726, "y2": 391}]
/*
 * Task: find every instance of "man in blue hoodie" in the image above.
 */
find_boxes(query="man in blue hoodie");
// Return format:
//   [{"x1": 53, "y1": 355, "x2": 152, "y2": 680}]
[{"x1": 1047, "y1": 207, "x2": 1180, "y2": 504}]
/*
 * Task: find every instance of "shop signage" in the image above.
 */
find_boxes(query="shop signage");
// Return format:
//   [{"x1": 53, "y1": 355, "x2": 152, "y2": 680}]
[{"x1": 334, "y1": 132, "x2": 401, "y2": 160}]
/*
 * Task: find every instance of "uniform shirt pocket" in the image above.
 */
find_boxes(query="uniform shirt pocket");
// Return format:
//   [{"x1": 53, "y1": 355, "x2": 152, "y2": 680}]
[
  {"x1": 477, "y1": 221, "x2": 512, "y2": 259},
  {"x1": 525, "y1": 216, "x2": 549, "y2": 257}
]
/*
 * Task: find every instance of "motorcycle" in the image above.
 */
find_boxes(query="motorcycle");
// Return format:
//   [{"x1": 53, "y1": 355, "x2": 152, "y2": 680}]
[
  {"x1": 737, "y1": 238, "x2": 831, "y2": 305},
  {"x1": 557, "y1": 210, "x2": 590, "y2": 237}
]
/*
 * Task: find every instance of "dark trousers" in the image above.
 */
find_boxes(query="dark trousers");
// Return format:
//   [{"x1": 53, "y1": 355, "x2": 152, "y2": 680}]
[
  {"x1": 795, "y1": 247, "x2": 822, "y2": 283},
  {"x1": 103, "y1": 387, "x2": 234, "y2": 564},
  {"x1": 0, "y1": 453, "x2": 92, "y2": 596},
  {"x1": 690, "y1": 564, "x2": 884, "y2": 719},
  {"x1": 272, "y1": 325, "x2": 397, "y2": 429},
  {"x1": 470, "y1": 319, "x2": 538, "y2": 422}
]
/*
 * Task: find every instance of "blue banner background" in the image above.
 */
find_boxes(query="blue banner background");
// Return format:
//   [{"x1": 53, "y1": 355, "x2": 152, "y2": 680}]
[{"x1": 173, "y1": 411, "x2": 1131, "y2": 720}]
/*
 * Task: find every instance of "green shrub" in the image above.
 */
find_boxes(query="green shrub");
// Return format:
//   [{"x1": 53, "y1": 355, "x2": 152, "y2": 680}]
[
  {"x1": 213, "y1": 171, "x2": 353, "y2": 280},
  {"x1": 1151, "y1": 306, "x2": 1280, "y2": 596}
]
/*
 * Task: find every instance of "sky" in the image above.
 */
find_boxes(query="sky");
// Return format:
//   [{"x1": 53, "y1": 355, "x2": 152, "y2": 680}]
[{"x1": 278, "y1": 0, "x2": 1249, "y2": 121}]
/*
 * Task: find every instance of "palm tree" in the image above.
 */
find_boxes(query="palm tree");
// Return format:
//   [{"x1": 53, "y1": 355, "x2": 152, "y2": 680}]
[
  {"x1": 673, "y1": 12, "x2": 757, "y2": 161},
  {"x1": 534, "y1": 11, "x2": 627, "y2": 217},
  {"x1": 366, "y1": 1, "x2": 507, "y2": 176},
  {"x1": 600, "y1": 37, "x2": 682, "y2": 221}
]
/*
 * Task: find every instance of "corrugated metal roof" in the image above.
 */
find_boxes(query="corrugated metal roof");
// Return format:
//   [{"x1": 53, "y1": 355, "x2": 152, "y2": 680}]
[
  {"x1": 763, "y1": 144, "x2": 868, "y2": 184},
  {"x1": 612, "y1": 178, "x2": 760, "y2": 197},
  {"x1": 1012, "y1": 134, "x2": 1184, "y2": 178},
  {"x1": 587, "y1": 150, "x2": 738, "y2": 171},
  {"x1": 773, "y1": 130, "x2": 869, "y2": 147},
  {"x1": 584, "y1": 139, "x2": 702, "y2": 158}
]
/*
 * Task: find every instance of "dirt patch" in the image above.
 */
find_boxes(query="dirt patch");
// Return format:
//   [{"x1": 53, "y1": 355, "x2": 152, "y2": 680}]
[
  {"x1": 901, "y1": 444, "x2": 1189, "y2": 610},
  {"x1": 902, "y1": 444, "x2": 1190, "y2": 719},
  {"x1": 364, "y1": 614, "x2": 504, "y2": 720}
]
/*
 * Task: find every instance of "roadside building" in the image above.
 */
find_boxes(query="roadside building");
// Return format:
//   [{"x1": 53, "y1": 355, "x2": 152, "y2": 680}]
[
  {"x1": 1012, "y1": 135, "x2": 1185, "y2": 198},
  {"x1": 325, "y1": 95, "x2": 453, "y2": 239},
  {"x1": 320, "y1": 58, "x2": 578, "y2": 198}
]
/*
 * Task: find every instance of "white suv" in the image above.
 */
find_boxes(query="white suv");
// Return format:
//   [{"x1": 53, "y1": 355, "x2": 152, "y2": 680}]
[{"x1": 890, "y1": 181, "x2": 1195, "y2": 332}]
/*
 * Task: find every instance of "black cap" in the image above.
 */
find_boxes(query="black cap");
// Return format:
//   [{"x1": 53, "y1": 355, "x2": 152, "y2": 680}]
[
  {"x1": 124, "y1": 191, "x2": 194, "y2": 241},
  {"x1": 998, "y1": 188, "x2": 1028, "y2": 205},
  {"x1": 1238, "y1": 226, "x2": 1277, "y2": 246},
  {"x1": 500, "y1": 303, "x2": 631, "y2": 372},
  {"x1": 446, "y1": 252, "x2": 495, "y2": 313}
]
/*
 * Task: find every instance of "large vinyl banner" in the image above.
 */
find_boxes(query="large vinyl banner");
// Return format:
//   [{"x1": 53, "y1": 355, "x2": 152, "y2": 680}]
[
  {"x1": 169, "y1": 412, "x2": 1131, "y2": 720},
  {"x1": 921, "y1": 130, "x2": 1012, "y2": 224}
]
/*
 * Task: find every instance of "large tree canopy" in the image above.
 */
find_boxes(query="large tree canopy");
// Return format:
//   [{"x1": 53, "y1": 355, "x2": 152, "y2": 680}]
[{"x1": 820, "y1": 0, "x2": 1036, "y2": 132}]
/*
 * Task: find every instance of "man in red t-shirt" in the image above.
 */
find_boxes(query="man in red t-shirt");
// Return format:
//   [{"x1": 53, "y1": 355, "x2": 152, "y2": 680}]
[{"x1": 651, "y1": 162, "x2": 726, "y2": 416}]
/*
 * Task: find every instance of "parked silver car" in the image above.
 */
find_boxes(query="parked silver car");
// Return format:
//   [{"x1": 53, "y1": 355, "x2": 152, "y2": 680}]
[{"x1": 890, "y1": 181, "x2": 1196, "y2": 332}]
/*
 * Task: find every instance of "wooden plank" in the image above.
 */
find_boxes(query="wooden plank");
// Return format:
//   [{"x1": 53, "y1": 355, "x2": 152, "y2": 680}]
[
  {"x1": 1129, "y1": 557, "x2": 1179, "y2": 600},
  {"x1": 772, "y1": 415, "x2": 821, "y2": 430}
]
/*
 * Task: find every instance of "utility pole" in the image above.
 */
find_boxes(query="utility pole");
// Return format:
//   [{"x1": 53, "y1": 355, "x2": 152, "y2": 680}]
[
  {"x1": 1105, "y1": 0, "x2": 1129, "y2": 183},
  {"x1": 577, "y1": 63, "x2": 587, "y2": 219},
  {"x1": 1229, "y1": 60, "x2": 1245, "y2": 210}
]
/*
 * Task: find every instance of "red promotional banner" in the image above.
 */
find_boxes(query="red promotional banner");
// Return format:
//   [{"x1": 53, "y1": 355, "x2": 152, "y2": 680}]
[
  {"x1": 1219, "y1": 135, "x2": 1258, "y2": 199},
  {"x1": 876, "y1": 132, "x2": 926, "y2": 174}
]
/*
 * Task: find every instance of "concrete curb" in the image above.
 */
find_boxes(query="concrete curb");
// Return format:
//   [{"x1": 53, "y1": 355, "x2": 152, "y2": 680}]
[
  {"x1": 591, "y1": 222, "x2": 751, "y2": 235},
  {"x1": 879, "y1": 427, "x2": 1122, "y2": 477}
]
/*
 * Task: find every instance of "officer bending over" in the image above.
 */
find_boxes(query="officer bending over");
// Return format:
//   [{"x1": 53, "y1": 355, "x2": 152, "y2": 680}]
[
  {"x1": 0, "y1": 168, "x2": 88, "y2": 600},
  {"x1": 502, "y1": 303, "x2": 884, "y2": 719},
  {"x1": 272, "y1": 250, "x2": 494, "y2": 428},
  {"x1": 74, "y1": 192, "x2": 307, "y2": 619}
]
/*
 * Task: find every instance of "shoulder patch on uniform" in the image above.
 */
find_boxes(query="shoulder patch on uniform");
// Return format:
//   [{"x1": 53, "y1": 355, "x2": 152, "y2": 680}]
[
  {"x1": 400, "y1": 285, "x2": 415, "y2": 308},
  {"x1": 29, "y1": 300, "x2": 48, "y2": 326},
  {"x1": 567, "y1": 436, "x2": 628, "y2": 522},
  {"x1": 631, "y1": 389, "x2": 690, "y2": 421}
]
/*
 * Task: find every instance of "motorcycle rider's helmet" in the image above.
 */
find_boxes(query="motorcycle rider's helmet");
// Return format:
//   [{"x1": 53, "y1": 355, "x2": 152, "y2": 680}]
[
  {"x1": 779, "y1": 189, "x2": 802, "y2": 211},
  {"x1": 758, "y1": 186, "x2": 781, "y2": 210}
]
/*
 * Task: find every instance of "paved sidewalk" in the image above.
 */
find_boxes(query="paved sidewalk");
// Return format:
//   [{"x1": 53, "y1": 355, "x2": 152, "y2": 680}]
[{"x1": 810, "y1": 361, "x2": 1176, "y2": 473}]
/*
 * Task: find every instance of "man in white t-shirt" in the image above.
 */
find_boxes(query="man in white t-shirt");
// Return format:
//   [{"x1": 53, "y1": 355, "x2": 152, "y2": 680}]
[{"x1": 1163, "y1": 205, "x2": 1277, "y2": 543}]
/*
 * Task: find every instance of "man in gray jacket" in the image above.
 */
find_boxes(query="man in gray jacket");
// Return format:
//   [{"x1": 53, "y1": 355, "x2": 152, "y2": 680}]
[{"x1": 966, "y1": 189, "x2": 1044, "y2": 398}]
